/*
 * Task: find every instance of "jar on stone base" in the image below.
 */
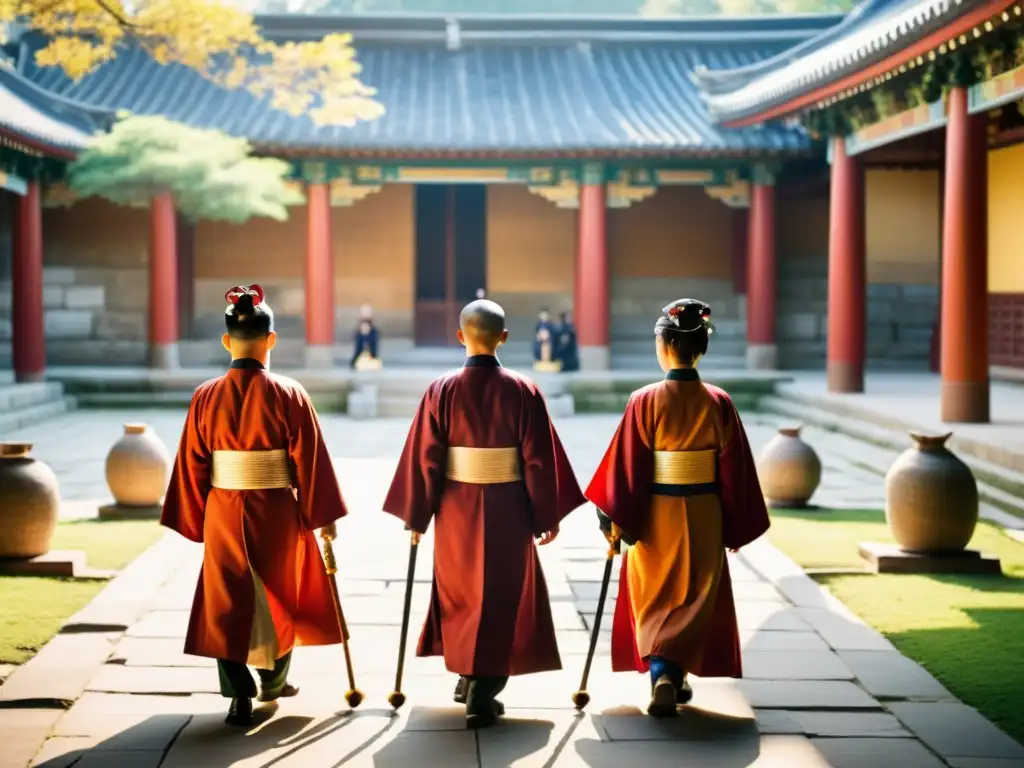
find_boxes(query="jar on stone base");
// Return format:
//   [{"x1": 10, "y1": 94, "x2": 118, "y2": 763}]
[
  {"x1": 0, "y1": 443, "x2": 61, "y2": 559},
  {"x1": 884, "y1": 432, "x2": 978, "y2": 553},
  {"x1": 757, "y1": 425, "x2": 822, "y2": 508},
  {"x1": 105, "y1": 423, "x2": 171, "y2": 507}
]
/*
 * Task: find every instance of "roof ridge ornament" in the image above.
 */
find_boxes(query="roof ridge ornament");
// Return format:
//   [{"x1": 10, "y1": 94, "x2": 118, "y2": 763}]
[{"x1": 445, "y1": 16, "x2": 462, "y2": 51}]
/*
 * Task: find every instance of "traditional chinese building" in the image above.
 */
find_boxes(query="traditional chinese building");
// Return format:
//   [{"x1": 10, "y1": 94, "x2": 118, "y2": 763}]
[
  {"x1": 0, "y1": 6, "x2": 1020, "y2": 405},
  {"x1": 698, "y1": 0, "x2": 1024, "y2": 422}
]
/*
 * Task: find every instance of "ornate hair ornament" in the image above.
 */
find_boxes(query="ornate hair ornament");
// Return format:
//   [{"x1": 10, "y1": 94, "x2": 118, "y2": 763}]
[
  {"x1": 225, "y1": 284, "x2": 265, "y2": 307},
  {"x1": 660, "y1": 300, "x2": 714, "y2": 335}
]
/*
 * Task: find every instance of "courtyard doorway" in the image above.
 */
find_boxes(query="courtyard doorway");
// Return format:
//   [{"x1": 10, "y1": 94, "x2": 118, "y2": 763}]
[{"x1": 413, "y1": 183, "x2": 487, "y2": 346}]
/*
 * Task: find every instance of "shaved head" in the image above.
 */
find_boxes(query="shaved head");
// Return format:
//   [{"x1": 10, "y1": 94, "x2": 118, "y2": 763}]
[{"x1": 460, "y1": 301, "x2": 507, "y2": 352}]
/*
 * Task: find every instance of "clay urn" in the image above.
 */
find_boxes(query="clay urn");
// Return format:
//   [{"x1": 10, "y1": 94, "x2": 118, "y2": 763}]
[
  {"x1": 105, "y1": 423, "x2": 171, "y2": 508},
  {"x1": 756, "y1": 425, "x2": 822, "y2": 508},
  {"x1": 0, "y1": 442, "x2": 61, "y2": 559},
  {"x1": 884, "y1": 432, "x2": 978, "y2": 553}
]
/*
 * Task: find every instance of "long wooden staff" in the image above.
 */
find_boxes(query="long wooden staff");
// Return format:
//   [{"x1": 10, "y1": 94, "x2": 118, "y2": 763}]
[
  {"x1": 572, "y1": 533, "x2": 620, "y2": 711},
  {"x1": 388, "y1": 532, "x2": 419, "y2": 710},
  {"x1": 320, "y1": 527, "x2": 364, "y2": 708}
]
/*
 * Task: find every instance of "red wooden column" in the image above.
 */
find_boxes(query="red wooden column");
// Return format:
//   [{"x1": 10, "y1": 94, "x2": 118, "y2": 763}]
[
  {"x1": 12, "y1": 181, "x2": 46, "y2": 382},
  {"x1": 745, "y1": 169, "x2": 777, "y2": 370},
  {"x1": 826, "y1": 137, "x2": 866, "y2": 393},
  {"x1": 148, "y1": 192, "x2": 179, "y2": 368},
  {"x1": 575, "y1": 167, "x2": 609, "y2": 370},
  {"x1": 940, "y1": 87, "x2": 989, "y2": 423},
  {"x1": 305, "y1": 182, "x2": 335, "y2": 367}
]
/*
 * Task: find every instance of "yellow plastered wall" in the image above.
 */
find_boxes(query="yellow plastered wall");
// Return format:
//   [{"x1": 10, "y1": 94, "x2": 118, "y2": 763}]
[
  {"x1": 609, "y1": 186, "x2": 733, "y2": 279},
  {"x1": 865, "y1": 169, "x2": 940, "y2": 284},
  {"x1": 486, "y1": 185, "x2": 575, "y2": 293},
  {"x1": 988, "y1": 143, "x2": 1024, "y2": 293}
]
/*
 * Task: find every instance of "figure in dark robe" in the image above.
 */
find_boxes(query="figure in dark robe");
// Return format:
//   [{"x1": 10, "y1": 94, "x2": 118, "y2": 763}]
[
  {"x1": 161, "y1": 284, "x2": 349, "y2": 728},
  {"x1": 383, "y1": 299, "x2": 586, "y2": 729},
  {"x1": 350, "y1": 304, "x2": 380, "y2": 369},
  {"x1": 555, "y1": 311, "x2": 579, "y2": 372},
  {"x1": 533, "y1": 308, "x2": 556, "y2": 364},
  {"x1": 585, "y1": 299, "x2": 769, "y2": 717}
]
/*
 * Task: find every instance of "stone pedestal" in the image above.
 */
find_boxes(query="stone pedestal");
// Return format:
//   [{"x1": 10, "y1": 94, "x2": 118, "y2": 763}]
[
  {"x1": 0, "y1": 550, "x2": 91, "y2": 578},
  {"x1": 304, "y1": 344, "x2": 335, "y2": 369},
  {"x1": 579, "y1": 345, "x2": 610, "y2": 371},
  {"x1": 746, "y1": 344, "x2": 778, "y2": 371},
  {"x1": 348, "y1": 385, "x2": 379, "y2": 420},
  {"x1": 98, "y1": 503, "x2": 163, "y2": 521},
  {"x1": 859, "y1": 542, "x2": 1001, "y2": 575}
]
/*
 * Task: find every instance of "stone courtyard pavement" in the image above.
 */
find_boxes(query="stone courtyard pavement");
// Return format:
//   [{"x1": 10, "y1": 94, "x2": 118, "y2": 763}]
[{"x1": 3, "y1": 411, "x2": 1024, "y2": 768}]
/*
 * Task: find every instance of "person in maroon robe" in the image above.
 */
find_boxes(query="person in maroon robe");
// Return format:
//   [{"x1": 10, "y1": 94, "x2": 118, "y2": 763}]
[
  {"x1": 383, "y1": 299, "x2": 586, "y2": 729},
  {"x1": 585, "y1": 299, "x2": 769, "y2": 716}
]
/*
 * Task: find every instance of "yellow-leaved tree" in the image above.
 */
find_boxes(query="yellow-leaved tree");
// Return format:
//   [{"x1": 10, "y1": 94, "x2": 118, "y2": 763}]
[{"x1": 0, "y1": 0, "x2": 385, "y2": 127}]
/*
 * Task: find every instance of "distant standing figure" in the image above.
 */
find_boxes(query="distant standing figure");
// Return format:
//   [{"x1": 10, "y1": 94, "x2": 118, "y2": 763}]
[
  {"x1": 533, "y1": 308, "x2": 556, "y2": 366},
  {"x1": 351, "y1": 304, "x2": 380, "y2": 369},
  {"x1": 555, "y1": 311, "x2": 579, "y2": 372}
]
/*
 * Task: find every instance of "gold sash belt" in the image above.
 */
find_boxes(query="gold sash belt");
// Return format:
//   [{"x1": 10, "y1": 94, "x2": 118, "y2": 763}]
[
  {"x1": 211, "y1": 449, "x2": 292, "y2": 490},
  {"x1": 446, "y1": 447, "x2": 521, "y2": 484},
  {"x1": 653, "y1": 449, "x2": 717, "y2": 485}
]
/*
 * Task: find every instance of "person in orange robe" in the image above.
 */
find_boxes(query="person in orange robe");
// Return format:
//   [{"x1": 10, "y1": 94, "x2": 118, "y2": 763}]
[
  {"x1": 585, "y1": 298, "x2": 769, "y2": 717},
  {"x1": 383, "y1": 299, "x2": 586, "y2": 729},
  {"x1": 161, "y1": 285, "x2": 348, "y2": 727}
]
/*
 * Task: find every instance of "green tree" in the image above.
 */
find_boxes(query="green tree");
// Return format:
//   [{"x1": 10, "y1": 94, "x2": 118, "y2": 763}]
[{"x1": 68, "y1": 115, "x2": 303, "y2": 223}]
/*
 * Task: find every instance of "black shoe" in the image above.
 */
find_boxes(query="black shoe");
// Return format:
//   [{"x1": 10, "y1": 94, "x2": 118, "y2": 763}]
[
  {"x1": 258, "y1": 683, "x2": 299, "y2": 703},
  {"x1": 676, "y1": 676, "x2": 693, "y2": 706},
  {"x1": 225, "y1": 697, "x2": 254, "y2": 727},
  {"x1": 647, "y1": 675, "x2": 679, "y2": 718},
  {"x1": 466, "y1": 699, "x2": 505, "y2": 729},
  {"x1": 453, "y1": 676, "x2": 468, "y2": 704}
]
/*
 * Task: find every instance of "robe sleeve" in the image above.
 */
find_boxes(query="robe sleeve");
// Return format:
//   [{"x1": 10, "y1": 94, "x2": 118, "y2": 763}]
[
  {"x1": 712, "y1": 387, "x2": 770, "y2": 550},
  {"x1": 584, "y1": 392, "x2": 653, "y2": 544},
  {"x1": 161, "y1": 389, "x2": 212, "y2": 544},
  {"x1": 382, "y1": 385, "x2": 447, "y2": 534},
  {"x1": 287, "y1": 384, "x2": 348, "y2": 530},
  {"x1": 519, "y1": 386, "x2": 587, "y2": 535}
]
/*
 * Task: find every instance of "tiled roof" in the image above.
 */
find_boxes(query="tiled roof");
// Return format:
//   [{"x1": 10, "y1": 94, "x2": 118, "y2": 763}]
[
  {"x1": 0, "y1": 65, "x2": 108, "y2": 154},
  {"x1": 17, "y1": 13, "x2": 842, "y2": 156},
  {"x1": 698, "y1": 0, "x2": 997, "y2": 123}
]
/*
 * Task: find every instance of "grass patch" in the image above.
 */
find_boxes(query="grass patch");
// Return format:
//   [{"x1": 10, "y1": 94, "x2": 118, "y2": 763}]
[
  {"x1": 0, "y1": 519, "x2": 165, "y2": 665},
  {"x1": 768, "y1": 508, "x2": 1024, "y2": 745}
]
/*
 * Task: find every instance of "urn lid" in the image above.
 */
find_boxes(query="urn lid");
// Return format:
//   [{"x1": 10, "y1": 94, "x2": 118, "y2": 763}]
[
  {"x1": 0, "y1": 442, "x2": 33, "y2": 459},
  {"x1": 910, "y1": 432, "x2": 952, "y2": 452},
  {"x1": 778, "y1": 424, "x2": 803, "y2": 438},
  {"x1": 123, "y1": 423, "x2": 149, "y2": 435}
]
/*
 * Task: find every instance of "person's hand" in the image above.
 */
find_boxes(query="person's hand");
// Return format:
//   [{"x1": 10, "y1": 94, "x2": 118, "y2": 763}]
[
  {"x1": 728, "y1": 547, "x2": 739, "y2": 554},
  {"x1": 604, "y1": 523, "x2": 622, "y2": 545},
  {"x1": 320, "y1": 523, "x2": 337, "y2": 539},
  {"x1": 410, "y1": 530, "x2": 422, "y2": 546},
  {"x1": 536, "y1": 527, "x2": 559, "y2": 546}
]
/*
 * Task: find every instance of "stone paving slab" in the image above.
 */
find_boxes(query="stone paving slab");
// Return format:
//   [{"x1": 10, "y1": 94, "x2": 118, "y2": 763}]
[
  {"x1": 741, "y1": 650, "x2": 854, "y2": 680},
  {"x1": 0, "y1": 634, "x2": 119, "y2": 707},
  {"x1": 736, "y1": 680, "x2": 882, "y2": 710},
  {"x1": 754, "y1": 709, "x2": 911, "y2": 737},
  {"x1": 887, "y1": 702, "x2": 1024, "y2": 761},
  {"x1": 808, "y1": 738, "x2": 948, "y2": 768},
  {"x1": 837, "y1": 650, "x2": 955, "y2": 700}
]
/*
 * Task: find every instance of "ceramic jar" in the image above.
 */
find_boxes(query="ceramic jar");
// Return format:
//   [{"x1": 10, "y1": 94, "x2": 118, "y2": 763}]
[
  {"x1": 885, "y1": 432, "x2": 978, "y2": 553},
  {"x1": 105, "y1": 423, "x2": 171, "y2": 507},
  {"x1": 0, "y1": 443, "x2": 60, "y2": 559},
  {"x1": 757, "y1": 425, "x2": 822, "y2": 508}
]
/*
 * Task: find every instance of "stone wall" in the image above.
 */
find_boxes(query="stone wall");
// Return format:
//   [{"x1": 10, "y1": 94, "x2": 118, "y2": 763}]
[{"x1": 776, "y1": 256, "x2": 938, "y2": 370}]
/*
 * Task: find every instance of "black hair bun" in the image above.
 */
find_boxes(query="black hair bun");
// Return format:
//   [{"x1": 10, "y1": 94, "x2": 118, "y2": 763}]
[{"x1": 234, "y1": 292, "x2": 255, "y2": 317}]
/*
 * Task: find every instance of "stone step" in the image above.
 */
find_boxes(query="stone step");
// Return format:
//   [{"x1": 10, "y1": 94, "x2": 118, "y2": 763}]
[
  {"x1": 0, "y1": 381, "x2": 65, "y2": 411},
  {"x1": 0, "y1": 394, "x2": 75, "y2": 435},
  {"x1": 760, "y1": 394, "x2": 1024, "y2": 525}
]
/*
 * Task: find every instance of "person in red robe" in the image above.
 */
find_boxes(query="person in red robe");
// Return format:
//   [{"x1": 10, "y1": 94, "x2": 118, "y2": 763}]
[
  {"x1": 585, "y1": 298, "x2": 769, "y2": 717},
  {"x1": 161, "y1": 285, "x2": 349, "y2": 727},
  {"x1": 383, "y1": 299, "x2": 586, "y2": 729}
]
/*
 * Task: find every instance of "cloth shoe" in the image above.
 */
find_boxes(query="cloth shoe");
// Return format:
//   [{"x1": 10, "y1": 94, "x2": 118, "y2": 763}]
[
  {"x1": 647, "y1": 675, "x2": 679, "y2": 718},
  {"x1": 225, "y1": 696, "x2": 254, "y2": 727}
]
